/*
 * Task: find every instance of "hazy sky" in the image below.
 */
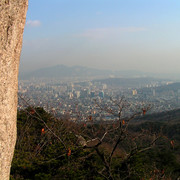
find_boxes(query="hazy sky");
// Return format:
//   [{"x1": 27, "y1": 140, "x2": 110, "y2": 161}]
[{"x1": 20, "y1": 0, "x2": 180, "y2": 74}]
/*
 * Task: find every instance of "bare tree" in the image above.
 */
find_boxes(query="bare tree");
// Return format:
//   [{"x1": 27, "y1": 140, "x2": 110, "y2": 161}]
[
  {"x1": 74, "y1": 98, "x2": 161, "y2": 179},
  {"x1": 0, "y1": 1, "x2": 28, "y2": 179},
  {"x1": 14, "y1": 96, "x2": 171, "y2": 179}
]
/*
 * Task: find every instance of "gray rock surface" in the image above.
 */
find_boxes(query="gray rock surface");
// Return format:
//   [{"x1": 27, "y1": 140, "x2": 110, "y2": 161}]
[{"x1": 0, "y1": 1, "x2": 28, "y2": 179}]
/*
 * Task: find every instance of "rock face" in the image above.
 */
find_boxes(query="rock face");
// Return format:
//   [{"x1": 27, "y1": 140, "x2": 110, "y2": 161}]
[{"x1": 0, "y1": 1, "x2": 28, "y2": 179}]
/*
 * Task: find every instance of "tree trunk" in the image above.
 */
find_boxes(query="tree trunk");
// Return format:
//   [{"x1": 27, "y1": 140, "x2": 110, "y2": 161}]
[{"x1": 0, "y1": 1, "x2": 28, "y2": 179}]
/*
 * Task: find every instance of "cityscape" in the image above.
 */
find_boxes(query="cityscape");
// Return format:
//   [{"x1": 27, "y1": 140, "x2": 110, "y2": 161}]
[{"x1": 18, "y1": 76, "x2": 180, "y2": 122}]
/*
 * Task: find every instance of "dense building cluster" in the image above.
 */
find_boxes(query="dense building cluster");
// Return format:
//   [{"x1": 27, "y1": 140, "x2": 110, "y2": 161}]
[{"x1": 18, "y1": 78, "x2": 180, "y2": 121}]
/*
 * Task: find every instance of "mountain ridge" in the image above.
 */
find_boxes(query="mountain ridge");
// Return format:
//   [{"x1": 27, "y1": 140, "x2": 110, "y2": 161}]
[{"x1": 19, "y1": 64, "x2": 155, "y2": 80}]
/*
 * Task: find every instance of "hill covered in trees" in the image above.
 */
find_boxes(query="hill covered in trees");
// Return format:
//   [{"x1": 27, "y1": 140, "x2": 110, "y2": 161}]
[{"x1": 11, "y1": 107, "x2": 180, "y2": 180}]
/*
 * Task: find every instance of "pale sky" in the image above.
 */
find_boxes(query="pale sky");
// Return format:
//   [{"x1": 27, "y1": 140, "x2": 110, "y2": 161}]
[{"x1": 20, "y1": 0, "x2": 180, "y2": 74}]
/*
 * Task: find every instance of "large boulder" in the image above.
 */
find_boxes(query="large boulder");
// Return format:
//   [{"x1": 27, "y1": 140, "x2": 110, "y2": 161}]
[{"x1": 0, "y1": 1, "x2": 28, "y2": 179}]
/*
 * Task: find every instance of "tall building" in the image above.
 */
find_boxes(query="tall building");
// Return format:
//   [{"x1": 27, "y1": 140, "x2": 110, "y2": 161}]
[
  {"x1": 67, "y1": 84, "x2": 74, "y2": 93},
  {"x1": 102, "y1": 84, "x2": 107, "y2": 90},
  {"x1": 90, "y1": 91, "x2": 95, "y2": 98},
  {"x1": 132, "y1": 89, "x2": 137, "y2": 96},
  {"x1": 99, "y1": 91, "x2": 104, "y2": 98},
  {"x1": 69, "y1": 92, "x2": 73, "y2": 99},
  {"x1": 75, "y1": 91, "x2": 80, "y2": 98}
]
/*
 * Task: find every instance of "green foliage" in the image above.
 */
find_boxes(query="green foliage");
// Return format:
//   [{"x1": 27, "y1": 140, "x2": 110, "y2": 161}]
[
  {"x1": 11, "y1": 107, "x2": 180, "y2": 179},
  {"x1": 11, "y1": 107, "x2": 103, "y2": 179}
]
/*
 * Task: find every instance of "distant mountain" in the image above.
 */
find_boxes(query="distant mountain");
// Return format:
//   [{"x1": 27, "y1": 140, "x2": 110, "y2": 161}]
[
  {"x1": 92, "y1": 77, "x2": 165, "y2": 88},
  {"x1": 19, "y1": 65, "x2": 111, "y2": 79},
  {"x1": 155, "y1": 82, "x2": 180, "y2": 92},
  {"x1": 139, "y1": 82, "x2": 180, "y2": 93},
  {"x1": 19, "y1": 64, "x2": 153, "y2": 80}
]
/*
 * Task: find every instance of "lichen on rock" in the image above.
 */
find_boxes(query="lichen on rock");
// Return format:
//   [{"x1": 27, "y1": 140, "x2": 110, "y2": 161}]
[{"x1": 0, "y1": 1, "x2": 28, "y2": 179}]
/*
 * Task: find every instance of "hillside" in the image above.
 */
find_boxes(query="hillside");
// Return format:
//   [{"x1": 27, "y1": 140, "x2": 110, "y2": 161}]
[
  {"x1": 155, "y1": 82, "x2": 180, "y2": 93},
  {"x1": 10, "y1": 107, "x2": 180, "y2": 179},
  {"x1": 19, "y1": 65, "x2": 151, "y2": 80},
  {"x1": 134, "y1": 108, "x2": 180, "y2": 123},
  {"x1": 93, "y1": 77, "x2": 164, "y2": 88}
]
